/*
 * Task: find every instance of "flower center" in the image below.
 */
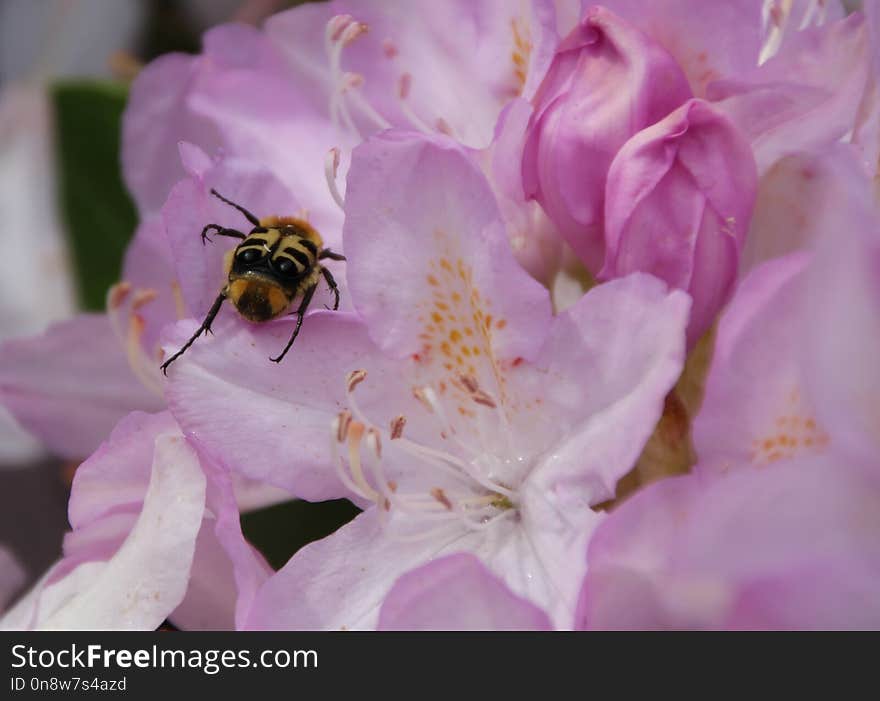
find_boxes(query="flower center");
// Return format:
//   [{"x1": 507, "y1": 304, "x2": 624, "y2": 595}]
[{"x1": 331, "y1": 369, "x2": 519, "y2": 541}]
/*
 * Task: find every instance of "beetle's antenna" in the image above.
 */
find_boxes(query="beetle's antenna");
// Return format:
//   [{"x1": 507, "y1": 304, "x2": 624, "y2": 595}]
[{"x1": 210, "y1": 189, "x2": 260, "y2": 226}]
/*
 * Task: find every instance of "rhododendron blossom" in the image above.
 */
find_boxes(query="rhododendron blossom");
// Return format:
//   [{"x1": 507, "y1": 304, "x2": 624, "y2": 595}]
[
  {"x1": 164, "y1": 133, "x2": 689, "y2": 629},
  {"x1": 2, "y1": 0, "x2": 879, "y2": 632}
]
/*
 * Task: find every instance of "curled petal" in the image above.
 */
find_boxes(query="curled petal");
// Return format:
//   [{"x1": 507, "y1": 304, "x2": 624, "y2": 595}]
[
  {"x1": 523, "y1": 5, "x2": 692, "y2": 270},
  {"x1": 601, "y1": 99, "x2": 757, "y2": 345}
]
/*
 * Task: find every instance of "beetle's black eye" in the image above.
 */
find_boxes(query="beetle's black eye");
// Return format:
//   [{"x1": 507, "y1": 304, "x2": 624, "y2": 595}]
[
  {"x1": 237, "y1": 248, "x2": 262, "y2": 264},
  {"x1": 275, "y1": 258, "x2": 296, "y2": 276}
]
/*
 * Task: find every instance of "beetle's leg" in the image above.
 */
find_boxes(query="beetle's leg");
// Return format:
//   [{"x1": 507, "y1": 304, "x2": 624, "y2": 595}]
[
  {"x1": 271, "y1": 283, "x2": 318, "y2": 363},
  {"x1": 210, "y1": 189, "x2": 261, "y2": 226},
  {"x1": 318, "y1": 248, "x2": 346, "y2": 261},
  {"x1": 161, "y1": 291, "x2": 227, "y2": 375},
  {"x1": 320, "y1": 266, "x2": 340, "y2": 311},
  {"x1": 201, "y1": 224, "x2": 246, "y2": 245}
]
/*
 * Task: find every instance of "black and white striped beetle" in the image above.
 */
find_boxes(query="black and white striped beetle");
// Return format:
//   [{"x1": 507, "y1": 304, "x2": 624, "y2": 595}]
[{"x1": 161, "y1": 189, "x2": 345, "y2": 374}]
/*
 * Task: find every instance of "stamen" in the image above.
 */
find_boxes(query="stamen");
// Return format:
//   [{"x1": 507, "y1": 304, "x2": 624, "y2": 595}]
[
  {"x1": 324, "y1": 148, "x2": 346, "y2": 211},
  {"x1": 382, "y1": 39, "x2": 398, "y2": 59},
  {"x1": 170, "y1": 281, "x2": 187, "y2": 320},
  {"x1": 396, "y1": 73, "x2": 434, "y2": 135},
  {"x1": 126, "y1": 314, "x2": 164, "y2": 396},
  {"x1": 347, "y1": 368, "x2": 367, "y2": 392},
  {"x1": 412, "y1": 386, "x2": 434, "y2": 413},
  {"x1": 346, "y1": 421, "x2": 381, "y2": 501},
  {"x1": 330, "y1": 415, "x2": 373, "y2": 499},
  {"x1": 390, "y1": 415, "x2": 406, "y2": 440},
  {"x1": 131, "y1": 288, "x2": 158, "y2": 311},
  {"x1": 106, "y1": 282, "x2": 163, "y2": 397},
  {"x1": 430, "y1": 487, "x2": 453, "y2": 510},
  {"x1": 336, "y1": 409, "x2": 352, "y2": 442}
]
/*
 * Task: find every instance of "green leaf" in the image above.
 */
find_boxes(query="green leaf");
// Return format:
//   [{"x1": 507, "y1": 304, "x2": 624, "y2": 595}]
[
  {"x1": 241, "y1": 499, "x2": 361, "y2": 571},
  {"x1": 51, "y1": 80, "x2": 137, "y2": 311}
]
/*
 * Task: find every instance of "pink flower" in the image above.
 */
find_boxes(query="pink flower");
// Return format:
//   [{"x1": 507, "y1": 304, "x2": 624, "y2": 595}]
[
  {"x1": 522, "y1": 6, "x2": 692, "y2": 270},
  {"x1": 163, "y1": 132, "x2": 690, "y2": 629},
  {"x1": 578, "y1": 146, "x2": 880, "y2": 630},
  {"x1": 0, "y1": 412, "x2": 209, "y2": 630},
  {"x1": 600, "y1": 99, "x2": 758, "y2": 346},
  {"x1": 0, "y1": 409, "x2": 271, "y2": 631},
  {"x1": 0, "y1": 1, "x2": 562, "y2": 461}
]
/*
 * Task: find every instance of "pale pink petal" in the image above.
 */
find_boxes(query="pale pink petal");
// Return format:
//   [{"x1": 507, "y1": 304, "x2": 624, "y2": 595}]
[
  {"x1": 164, "y1": 312, "x2": 402, "y2": 501},
  {"x1": 579, "y1": 457, "x2": 880, "y2": 630},
  {"x1": 487, "y1": 98, "x2": 564, "y2": 286},
  {"x1": 599, "y1": 0, "x2": 764, "y2": 97},
  {"x1": 168, "y1": 518, "x2": 238, "y2": 631},
  {"x1": 2, "y1": 432, "x2": 206, "y2": 630},
  {"x1": 120, "y1": 215, "x2": 180, "y2": 354},
  {"x1": 692, "y1": 253, "x2": 819, "y2": 474},
  {"x1": 802, "y1": 152, "x2": 880, "y2": 465},
  {"x1": 521, "y1": 274, "x2": 690, "y2": 502},
  {"x1": 121, "y1": 53, "x2": 220, "y2": 216},
  {"x1": 378, "y1": 553, "x2": 553, "y2": 630},
  {"x1": 266, "y1": 0, "x2": 559, "y2": 149},
  {"x1": 243, "y1": 509, "x2": 476, "y2": 631},
  {"x1": 67, "y1": 411, "x2": 177, "y2": 528},
  {"x1": 0, "y1": 316, "x2": 163, "y2": 459},
  {"x1": 344, "y1": 131, "x2": 552, "y2": 365},
  {"x1": 708, "y1": 13, "x2": 871, "y2": 174}
]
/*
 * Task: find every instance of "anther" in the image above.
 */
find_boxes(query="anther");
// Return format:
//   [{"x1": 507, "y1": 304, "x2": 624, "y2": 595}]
[
  {"x1": 340, "y1": 21, "x2": 368, "y2": 47},
  {"x1": 382, "y1": 39, "x2": 398, "y2": 58},
  {"x1": 398, "y1": 73, "x2": 412, "y2": 100},
  {"x1": 412, "y1": 386, "x2": 434, "y2": 413},
  {"x1": 471, "y1": 391, "x2": 497, "y2": 409},
  {"x1": 329, "y1": 14, "x2": 354, "y2": 41},
  {"x1": 131, "y1": 288, "x2": 158, "y2": 311},
  {"x1": 459, "y1": 374, "x2": 479, "y2": 394},
  {"x1": 430, "y1": 488, "x2": 453, "y2": 511},
  {"x1": 343, "y1": 72, "x2": 364, "y2": 91},
  {"x1": 390, "y1": 415, "x2": 406, "y2": 440},
  {"x1": 108, "y1": 282, "x2": 132, "y2": 310},
  {"x1": 347, "y1": 369, "x2": 367, "y2": 392}
]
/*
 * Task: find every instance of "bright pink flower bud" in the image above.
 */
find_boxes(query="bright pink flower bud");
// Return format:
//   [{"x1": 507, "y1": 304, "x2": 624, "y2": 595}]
[
  {"x1": 522, "y1": 5, "x2": 692, "y2": 271},
  {"x1": 601, "y1": 98, "x2": 758, "y2": 345}
]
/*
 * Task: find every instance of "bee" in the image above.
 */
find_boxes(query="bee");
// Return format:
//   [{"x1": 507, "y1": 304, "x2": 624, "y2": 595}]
[{"x1": 161, "y1": 189, "x2": 345, "y2": 374}]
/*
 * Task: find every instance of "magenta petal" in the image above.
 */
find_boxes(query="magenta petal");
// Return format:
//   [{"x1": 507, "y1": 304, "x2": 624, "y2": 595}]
[
  {"x1": 378, "y1": 553, "x2": 553, "y2": 631},
  {"x1": 602, "y1": 99, "x2": 757, "y2": 345},
  {"x1": 0, "y1": 316, "x2": 163, "y2": 459},
  {"x1": 523, "y1": 5, "x2": 692, "y2": 270}
]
